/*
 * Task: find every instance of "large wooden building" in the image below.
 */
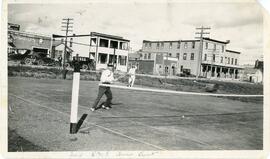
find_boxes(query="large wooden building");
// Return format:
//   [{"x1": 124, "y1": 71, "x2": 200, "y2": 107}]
[{"x1": 139, "y1": 38, "x2": 243, "y2": 79}]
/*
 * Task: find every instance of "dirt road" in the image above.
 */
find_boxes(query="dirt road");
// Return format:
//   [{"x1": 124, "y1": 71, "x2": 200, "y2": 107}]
[{"x1": 8, "y1": 77, "x2": 263, "y2": 151}]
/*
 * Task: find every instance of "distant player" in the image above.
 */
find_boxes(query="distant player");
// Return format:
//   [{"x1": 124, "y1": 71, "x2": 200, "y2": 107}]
[{"x1": 128, "y1": 65, "x2": 137, "y2": 87}]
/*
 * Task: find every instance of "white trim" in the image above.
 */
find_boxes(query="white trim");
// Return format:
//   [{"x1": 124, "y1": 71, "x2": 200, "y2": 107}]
[{"x1": 99, "y1": 84, "x2": 263, "y2": 97}]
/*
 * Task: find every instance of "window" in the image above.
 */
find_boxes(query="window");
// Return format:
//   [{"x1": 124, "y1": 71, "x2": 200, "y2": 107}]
[
  {"x1": 109, "y1": 54, "x2": 117, "y2": 64},
  {"x1": 148, "y1": 53, "x2": 151, "y2": 59},
  {"x1": 231, "y1": 58, "x2": 234, "y2": 65},
  {"x1": 192, "y1": 41, "x2": 195, "y2": 49},
  {"x1": 144, "y1": 43, "x2": 147, "y2": 48},
  {"x1": 90, "y1": 38, "x2": 97, "y2": 46},
  {"x1": 235, "y1": 59, "x2": 237, "y2": 65},
  {"x1": 205, "y1": 42, "x2": 208, "y2": 49},
  {"x1": 204, "y1": 54, "x2": 207, "y2": 61},
  {"x1": 110, "y1": 40, "x2": 118, "y2": 49},
  {"x1": 99, "y1": 38, "x2": 109, "y2": 47},
  {"x1": 156, "y1": 43, "x2": 160, "y2": 49},
  {"x1": 149, "y1": 43, "x2": 152, "y2": 48},
  {"x1": 181, "y1": 65, "x2": 183, "y2": 72},
  {"x1": 228, "y1": 57, "x2": 230, "y2": 64},
  {"x1": 184, "y1": 42, "x2": 188, "y2": 49},
  {"x1": 98, "y1": 53, "x2": 107, "y2": 64},
  {"x1": 177, "y1": 41, "x2": 180, "y2": 49},
  {"x1": 169, "y1": 42, "x2": 172, "y2": 49},
  {"x1": 165, "y1": 66, "x2": 169, "y2": 73},
  {"x1": 221, "y1": 57, "x2": 223, "y2": 63},
  {"x1": 119, "y1": 42, "x2": 128, "y2": 50},
  {"x1": 213, "y1": 44, "x2": 216, "y2": 51},
  {"x1": 176, "y1": 53, "x2": 180, "y2": 59},
  {"x1": 118, "y1": 55, "x2": 127, "y2": 65},
  {"x1": 144, "y1": 54, "x2": 147, "y2": 59},
  {"x1": 161, "y1": 42, "x2": 164, "y2": 48},
  {"x1": 183, "y1": 53, "x2": 187, "y2": 60},
  {"x1": 222, "y1": 45, "x2": 224, "y2": 52},
  {"x1": 213, "y1": 54, "x2": 216, "y2": 62},
  {"x1": 168, "y1": 53, "x2": 172, "y2": 57},
  {"x1": 190, "y1": 53, "x2": 194, "y2": 60}
]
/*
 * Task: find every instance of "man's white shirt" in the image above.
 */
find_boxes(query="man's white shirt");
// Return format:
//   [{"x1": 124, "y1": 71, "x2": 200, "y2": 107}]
[
  {"x1": 100, "y1": 69, "x2": 114, "y2": 83},
  {"x1": 128, "y1": 67, "x2": 137, "y2": 76}
]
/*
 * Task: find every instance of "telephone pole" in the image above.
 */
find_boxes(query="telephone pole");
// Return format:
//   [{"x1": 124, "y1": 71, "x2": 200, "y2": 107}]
[
  {"x1": 195, "y1": 26, "x2": 211, "y2": 79},
  {"x1": 61, "y1": 18, "x2": 73, "y2": 79}
]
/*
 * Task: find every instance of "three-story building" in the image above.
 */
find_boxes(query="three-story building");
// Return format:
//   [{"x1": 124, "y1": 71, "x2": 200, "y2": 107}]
[{"x1": 140, "y1": 38, "x2": 242, "y2": 79}]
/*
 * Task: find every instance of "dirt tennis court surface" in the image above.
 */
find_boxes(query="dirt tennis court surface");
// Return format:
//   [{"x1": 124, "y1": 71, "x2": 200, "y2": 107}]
[{"x1": 8, "y1": 77, "x2": 263, "y2": 151}]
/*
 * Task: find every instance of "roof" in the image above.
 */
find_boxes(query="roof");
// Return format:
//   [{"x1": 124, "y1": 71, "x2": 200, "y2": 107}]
[
  {"x1": 143, "y1": 38, "x2": 230, "y2": 44},
  {"x1": 226, "y1": 49, "x2": 241, "y2": 54},
  {"x1": 8, "y1": 30, "x2": 51, "y2": 39},
  {"x1": 52, "y1": 41, "x2": 73, "y2": 52},
  {"x1": 90, "y1": 32, "x2": 130, "y2": 42},
  {"x1": 143, "y1": 40, "x2": 181, "y2": 43},
  {"x1": 143, "y1": 40, "x2": 200, "y2": 43},
  {"x1": 203, "y1": 38, "x2": 230, "y2": 44}
]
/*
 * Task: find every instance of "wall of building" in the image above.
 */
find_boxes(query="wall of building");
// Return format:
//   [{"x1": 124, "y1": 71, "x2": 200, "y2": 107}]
[
  {"x1": 142, "y1": 41, "x2": 181, "y2": 58},
  {"x1": 178, "y1": 41, "x2": 200, "y2": 76},
  {"x1": 89, "y1": 35, "x2": 129, "y2": 72},
  {"x1": 141, "y1": 39, "x2": 242, "y2": 78},
  {"x1": 8, "y1": 31, "x2": 51, "y2": 53}
]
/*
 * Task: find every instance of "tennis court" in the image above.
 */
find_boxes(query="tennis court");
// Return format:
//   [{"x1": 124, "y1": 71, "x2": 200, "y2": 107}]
[{"x1": 8, "y1": 77, "x2": 263, "y2": 151}]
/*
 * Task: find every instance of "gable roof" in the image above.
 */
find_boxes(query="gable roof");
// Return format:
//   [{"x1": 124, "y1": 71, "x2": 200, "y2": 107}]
[{"x1": 53, "y1": 42, "x2": 73, "y2": 52}]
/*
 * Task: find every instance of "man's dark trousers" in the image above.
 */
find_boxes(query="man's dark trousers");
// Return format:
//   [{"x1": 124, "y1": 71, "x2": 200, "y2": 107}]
[{"x1": 92, "y1": 86, "x2": 112, "y2": 109}]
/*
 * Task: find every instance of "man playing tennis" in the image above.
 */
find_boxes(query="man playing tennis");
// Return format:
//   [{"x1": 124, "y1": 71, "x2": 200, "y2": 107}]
[
  {"x1": 90, "y1": 63, "x2": 116, "y2": 111},
  {"x1": 127, "y1": 65, "x2": 137, "y2": 87}
]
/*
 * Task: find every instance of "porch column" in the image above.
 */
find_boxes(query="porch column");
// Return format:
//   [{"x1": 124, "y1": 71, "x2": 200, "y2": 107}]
[
  {"x1": 200, "y1": 64, "x2": 204, "y2": 77},
  {"x1": 224, "y1": 68, "x2": 227, "y2": 78},
  {"x1": 215, "y1": 66, "x2": 218, "y2": 77},
  {"x1": 219, "y1": 67, "x2": 223, "y2": 78},
  {"x1": 207, "y1": 66, "x2": 211, "y2": 78},
  {"x1": 235, "y1": 69, "x2": 238, "y2": 79}
]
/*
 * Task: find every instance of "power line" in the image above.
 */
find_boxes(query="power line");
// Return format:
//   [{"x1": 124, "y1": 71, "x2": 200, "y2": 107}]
[{"x1": 54, "y1": 39, "x2": 91, "y2": 47}]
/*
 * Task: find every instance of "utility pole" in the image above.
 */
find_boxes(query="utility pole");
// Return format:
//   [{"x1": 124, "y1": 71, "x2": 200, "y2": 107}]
[
  {"x1": 195, "y1": 26, "x2": 211, "y2": 79},
  {"x1": 61, "y1": 18, "x2": 73, "y2": 79}
]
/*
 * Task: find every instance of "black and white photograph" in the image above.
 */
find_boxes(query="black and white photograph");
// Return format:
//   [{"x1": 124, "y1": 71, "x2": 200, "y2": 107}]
[{"x1": 1, "y1": 0, "x2": 270, "y2": 158}]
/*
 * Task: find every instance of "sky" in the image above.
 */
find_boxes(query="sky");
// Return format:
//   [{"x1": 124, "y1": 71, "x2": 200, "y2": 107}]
[{"x1": 8, "y1": 1, "x2": 264, "y2": 65}]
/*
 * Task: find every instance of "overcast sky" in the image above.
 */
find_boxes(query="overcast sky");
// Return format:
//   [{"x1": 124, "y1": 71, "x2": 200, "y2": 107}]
[{"x1": 8, "y1": 1, "x2": 263, "y2": 65}]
